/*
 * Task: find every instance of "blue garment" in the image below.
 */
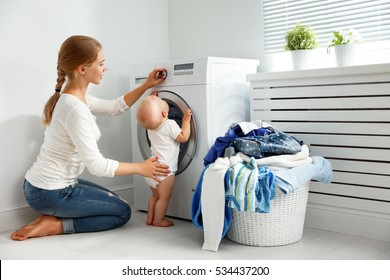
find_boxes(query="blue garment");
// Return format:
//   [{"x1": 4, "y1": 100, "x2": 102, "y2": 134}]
[
  {"x1": 256, "y1": 166, "x2": 276, "y2": 213},
  {"x1": 231, "y1": 132, "x2": 302, "y2": 159},
  {"x1": 23, "y1": 179, "x2": 131, "y2": 233},
  {"x1": 191, "y1": 164, "x2": 232, "y2": 238},
  {"x1": 226, "y1": 159, "x2": 275, "y2": 213},
  {"x1": 274, "y1": 156, "x2": 333, "y2": 194},
  {"x1": 204, "y1": 124, "x2": 272, "y2": 166}
]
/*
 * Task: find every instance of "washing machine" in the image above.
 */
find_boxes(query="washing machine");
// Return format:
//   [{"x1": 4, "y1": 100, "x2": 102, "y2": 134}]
[{"x1": 130, "y1": 57, "x2": 258, "y2": 220}]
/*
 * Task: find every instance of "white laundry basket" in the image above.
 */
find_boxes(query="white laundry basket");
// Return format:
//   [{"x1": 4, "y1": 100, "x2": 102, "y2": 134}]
[{"x1": 227, "y1": 183, "x2": 309, "y2": 246}]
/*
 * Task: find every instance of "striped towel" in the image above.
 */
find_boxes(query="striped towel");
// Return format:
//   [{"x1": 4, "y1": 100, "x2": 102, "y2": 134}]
[{"x1": 226, "y1": 158, "x2": 275, "y2": 213}]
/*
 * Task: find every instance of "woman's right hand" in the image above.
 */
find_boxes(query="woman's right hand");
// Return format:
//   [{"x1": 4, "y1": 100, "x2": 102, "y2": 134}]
[{"x1": 139, "y1": 156, "x2": 170, "y2": 181}]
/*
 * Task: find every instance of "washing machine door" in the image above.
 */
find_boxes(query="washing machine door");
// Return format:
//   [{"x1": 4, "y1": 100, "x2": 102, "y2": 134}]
[{"x1": 137, "y1": 90, "x2": 197, "y2": 175}]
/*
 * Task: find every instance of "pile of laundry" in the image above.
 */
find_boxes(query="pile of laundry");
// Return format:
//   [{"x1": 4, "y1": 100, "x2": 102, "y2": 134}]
[{"x1": 191, "y1": 120, "x2": 333, "y2": 251}]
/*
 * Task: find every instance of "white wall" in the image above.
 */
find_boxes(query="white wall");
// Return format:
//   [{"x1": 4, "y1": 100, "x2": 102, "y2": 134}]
[
  {"x1": 0, "y1": 0, "x2": 263, "y2": 232},
  {"x1": 0, "y1": 0, "x2": 169, "y2": 232},
  {"x1": 167, "y1": 0, "x2": 262, "y2": 60}
]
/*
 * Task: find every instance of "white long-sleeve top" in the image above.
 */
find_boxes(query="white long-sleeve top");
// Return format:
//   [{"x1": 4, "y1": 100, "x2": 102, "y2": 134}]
[{"x1": 25, "y1": 93, "x2": 129, "y2": 190}]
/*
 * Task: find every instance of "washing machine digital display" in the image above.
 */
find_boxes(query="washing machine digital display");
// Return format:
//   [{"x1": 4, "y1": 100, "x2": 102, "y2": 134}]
[{"x1": 174, "y1": 63, "x2": 194, "y2": 71}]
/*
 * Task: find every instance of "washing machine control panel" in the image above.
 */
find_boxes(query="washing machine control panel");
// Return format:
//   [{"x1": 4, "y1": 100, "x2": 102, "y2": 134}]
[
  {"x1": 162, "y1": 63, "x2": 195, "y2": 81},
  {"x1": 157, "y1": 59, "x2": 208, "y2": 86},
  {"x1": 131, "y1": 58, "x2": 209, "y2": 88},
  {"x1": 172, "y1": 63, "x2": 194, "y2": 76}
]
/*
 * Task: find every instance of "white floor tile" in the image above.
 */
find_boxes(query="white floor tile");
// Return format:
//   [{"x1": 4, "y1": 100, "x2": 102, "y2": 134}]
[{"x1": 1, "y1": 210, "x2": 389, "y2": 260}]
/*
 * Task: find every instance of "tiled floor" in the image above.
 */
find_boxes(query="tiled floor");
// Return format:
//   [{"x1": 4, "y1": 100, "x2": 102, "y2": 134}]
[{"x1": 1, "y1": 209, "x2": 390, "y2": 260}]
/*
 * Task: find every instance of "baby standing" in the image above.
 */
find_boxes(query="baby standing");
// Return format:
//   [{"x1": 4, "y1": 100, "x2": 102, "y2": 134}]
[{"x1": 136, "y1": 94, "x2": 192, "y2": 227}]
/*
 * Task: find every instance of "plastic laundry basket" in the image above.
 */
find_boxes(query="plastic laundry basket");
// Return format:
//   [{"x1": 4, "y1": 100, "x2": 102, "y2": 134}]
[{"x1": 227, "y1": 182, "x2": 309, "y2": 247}]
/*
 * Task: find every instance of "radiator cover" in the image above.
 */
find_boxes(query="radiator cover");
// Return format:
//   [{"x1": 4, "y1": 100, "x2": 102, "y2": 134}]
[{"x1": 248, "y1": 64, "x2": 390, "y2": 241}]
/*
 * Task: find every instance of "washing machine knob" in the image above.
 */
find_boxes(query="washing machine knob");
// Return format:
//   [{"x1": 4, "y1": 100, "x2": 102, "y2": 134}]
[{"x1": 156, "y1": 70, "x2": 168, "y2": 80}]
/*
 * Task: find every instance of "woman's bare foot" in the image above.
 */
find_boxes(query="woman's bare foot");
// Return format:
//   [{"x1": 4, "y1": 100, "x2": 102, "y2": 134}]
[
  {"x1": 11, "y1": 215, "x2": 63, "y2": 241},
  {"x1": 26, "y1": 214, "x2": 44, "y2": 226},
  {"x1": 152, "y1": 218, "x2": 174, "y2": 227}
]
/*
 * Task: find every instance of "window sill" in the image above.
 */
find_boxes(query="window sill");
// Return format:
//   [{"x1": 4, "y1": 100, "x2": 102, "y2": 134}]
[
  {"x1": 248, "y1": 62, "x2": 390, "y2": 82},
  {"x1": 259, "y1": 45, "x2": 390, "y2": 73}
]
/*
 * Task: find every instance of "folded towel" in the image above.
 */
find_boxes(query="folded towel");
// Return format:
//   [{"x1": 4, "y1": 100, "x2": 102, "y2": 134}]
[{"x1": 274, "y1": 156, "x2": 333, "y2": 194}]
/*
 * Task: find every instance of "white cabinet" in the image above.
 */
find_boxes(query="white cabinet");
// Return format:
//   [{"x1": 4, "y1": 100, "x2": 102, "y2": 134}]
[{"x1": 248, "y1": 64, "x2": 390, "y2": 241}]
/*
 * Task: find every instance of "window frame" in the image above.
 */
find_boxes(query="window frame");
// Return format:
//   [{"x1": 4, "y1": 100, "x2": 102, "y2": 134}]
[{"x1": 260, "y1": 0, "x2": 390, "y2": 71}]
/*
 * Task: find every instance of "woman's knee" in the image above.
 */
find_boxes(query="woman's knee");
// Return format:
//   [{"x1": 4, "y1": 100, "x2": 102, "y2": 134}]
[{"x1": 121, "y1": 203, "x2": 132, "y2": 225}]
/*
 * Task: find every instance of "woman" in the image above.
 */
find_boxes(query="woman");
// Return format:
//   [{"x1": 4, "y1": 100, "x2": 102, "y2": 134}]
[{"x1": 11, "y1": 35, "x2": 169, "y2": 241}]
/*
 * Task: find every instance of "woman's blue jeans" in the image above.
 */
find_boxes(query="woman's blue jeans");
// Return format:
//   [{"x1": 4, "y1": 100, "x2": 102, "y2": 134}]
[{"x1": 23, "y1": 179, "x2": 131, "y2": 234}]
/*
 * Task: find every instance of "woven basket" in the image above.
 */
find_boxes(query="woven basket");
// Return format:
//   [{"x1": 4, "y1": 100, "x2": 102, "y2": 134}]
[{"x1": 227, "y1": 183, "x2": 309, "y2": 247}]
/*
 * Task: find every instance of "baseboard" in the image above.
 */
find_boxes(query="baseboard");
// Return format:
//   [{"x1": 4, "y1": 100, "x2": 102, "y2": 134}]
[
  {"x1": 0, "y1": 184, "x2": 134, "y2": 233},
  {"x1": 0, "y1": 203, "x2": 38, "y2": 233},
  {"x1": 111, "y1": 184, "x2": 134, "y2": 205},
  {"x1": 305, "y1": 203, "x2": 390, "y2": 242}
]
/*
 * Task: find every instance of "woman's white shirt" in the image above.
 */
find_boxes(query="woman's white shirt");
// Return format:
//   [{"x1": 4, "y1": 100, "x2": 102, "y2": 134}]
[{"x1": 25, "y1": 94, "x2": 129, "y2": 190}]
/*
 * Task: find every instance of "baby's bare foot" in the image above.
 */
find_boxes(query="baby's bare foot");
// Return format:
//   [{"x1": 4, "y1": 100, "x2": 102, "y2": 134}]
[
  {"x1": 146, "y1": 213, "x2": 154, "y2": 225},
  {"x1": 153, "y1": 218, "x2": 174, "y2": 227}
]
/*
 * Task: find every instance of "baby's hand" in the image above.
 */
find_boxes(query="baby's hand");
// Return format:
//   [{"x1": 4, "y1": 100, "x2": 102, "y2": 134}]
[{"x1": 183, "y1": 109, "x2": 192, "y2": 122}]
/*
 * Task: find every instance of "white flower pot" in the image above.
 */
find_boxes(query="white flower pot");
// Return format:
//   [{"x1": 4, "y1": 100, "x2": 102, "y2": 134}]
[
  {"x1": 290, "y1": 50, "x2": 314, "y2": 70},
  {"x1": 334, "y1": 44, "x2": 358, "y2": 67}
]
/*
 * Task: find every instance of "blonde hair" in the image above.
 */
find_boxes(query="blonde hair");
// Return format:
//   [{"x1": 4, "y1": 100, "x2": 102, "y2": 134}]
[
  {"x1": 137, "y1": 95, "x2": 166, "y2": 130},
  {"x1": 42, "y1": 35, "x2": 102, "y2": 126}
]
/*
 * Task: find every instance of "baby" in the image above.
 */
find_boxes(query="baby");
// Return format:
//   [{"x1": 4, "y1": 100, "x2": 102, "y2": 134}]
[{"x1": 136, "y1": 94, "x2": 192, "y2": 227}]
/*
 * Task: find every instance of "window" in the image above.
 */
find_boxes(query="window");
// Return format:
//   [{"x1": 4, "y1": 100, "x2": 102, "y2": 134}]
[{"x1": 262, "y1": 0, "x2": 390, "y2": 53}]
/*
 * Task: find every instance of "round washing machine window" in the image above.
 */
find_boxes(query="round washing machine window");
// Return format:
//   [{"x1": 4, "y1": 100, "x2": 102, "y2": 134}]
[{"x1": 137, "y1": 90, "x2": 197, "y2": 175}]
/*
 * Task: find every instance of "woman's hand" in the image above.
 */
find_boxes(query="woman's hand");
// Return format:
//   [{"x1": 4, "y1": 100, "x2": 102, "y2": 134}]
[
  {"x1": 144, "y1": 68, "x2": 167, "y2": 89},
  {"x1": 123, "y1": 68, "x2": 166, "y2": 107},
  {"x1": 139, "y1": 156, "x2": 170, "y2": 182},
  {"x1": 115, "y1": 157, "x2": 169, "y2": 178}
]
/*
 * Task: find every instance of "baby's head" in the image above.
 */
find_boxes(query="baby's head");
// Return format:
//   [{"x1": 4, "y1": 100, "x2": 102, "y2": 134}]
[{"x1": 136, "y1": 95, "x2": 169, "y2": 129}]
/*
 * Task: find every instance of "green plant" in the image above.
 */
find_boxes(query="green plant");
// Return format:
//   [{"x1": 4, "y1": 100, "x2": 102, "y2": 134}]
[
  {"x1": 329, "y1": 28, "x2": 362, "y2": 47},
  {"x1": 284, "y1": 23, "x2": 319, "y2": 51}
]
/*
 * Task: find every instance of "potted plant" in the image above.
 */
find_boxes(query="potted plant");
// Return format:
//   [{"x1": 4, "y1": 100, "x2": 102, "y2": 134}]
[
  {"x1": 329, "y1": 28, "x2": 362, "y2": 66},
  {"x1": 284, "y1": 23, "x2": 319, "y2": 70}
]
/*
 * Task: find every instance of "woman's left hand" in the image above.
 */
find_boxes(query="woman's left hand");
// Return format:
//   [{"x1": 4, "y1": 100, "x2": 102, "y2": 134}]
[
  {"x1": 123, "y1": 68, "x2": 167, "y2": 108},
  {"x1": 145, "y1": 68, "x2": 167, "y2": 88},
  {"x1": 139, "y1": 156, "x2": 170, "y2": 181}
]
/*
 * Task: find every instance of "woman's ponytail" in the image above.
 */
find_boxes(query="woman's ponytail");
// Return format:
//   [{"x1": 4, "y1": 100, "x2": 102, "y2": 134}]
[{"x1": 41, "y1": 68, "x2": 66, "y2": 126}]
